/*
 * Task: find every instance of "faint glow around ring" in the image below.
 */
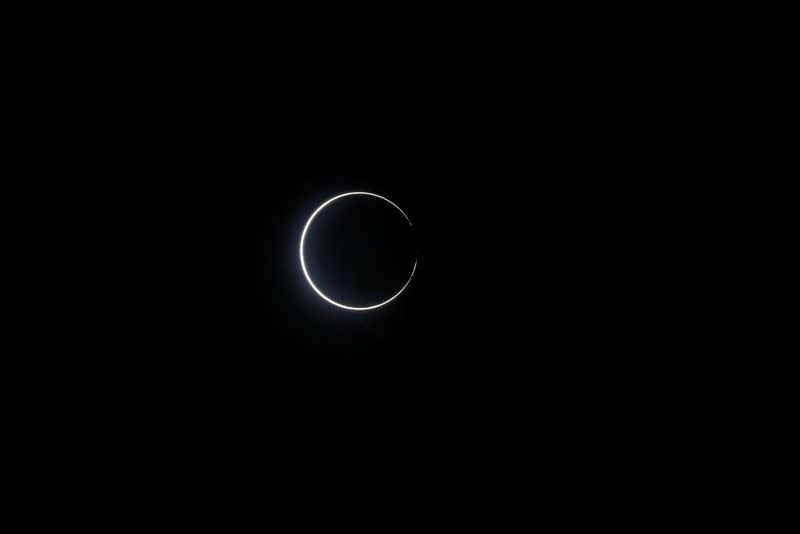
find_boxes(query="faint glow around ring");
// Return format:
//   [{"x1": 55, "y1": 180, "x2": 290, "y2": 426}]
[{"x1": 299, "y1": 192, "x2": 417, "y2": 311}]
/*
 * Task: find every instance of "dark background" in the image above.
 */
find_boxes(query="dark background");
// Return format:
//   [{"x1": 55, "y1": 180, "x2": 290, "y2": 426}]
[
  {"x1": 100, "y1": 96, "x2": 658, "y2": 424},
  {"x1": 56, "y1": 94, "x2": 677, "y2": 508},
  {"x1": 9, "y1": 9, "x2": 764, "y2": 519},
  {"x1": 20, "y1": 24, "x2": 695, "y2": 505},
  {"x1": 48, "y1": 62, "x2": 665, "y2": 422}
]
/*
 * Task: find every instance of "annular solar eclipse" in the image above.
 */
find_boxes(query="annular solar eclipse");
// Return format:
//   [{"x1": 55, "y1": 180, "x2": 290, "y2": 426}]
[{"x1": 300, "y1": 192, "x2": 417, "y2": 311}]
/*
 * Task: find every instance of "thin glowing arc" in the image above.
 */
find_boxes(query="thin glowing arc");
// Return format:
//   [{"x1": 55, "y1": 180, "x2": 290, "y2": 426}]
[{"x1": 300, "y1": 192, "x2": 417, "y2": 311}]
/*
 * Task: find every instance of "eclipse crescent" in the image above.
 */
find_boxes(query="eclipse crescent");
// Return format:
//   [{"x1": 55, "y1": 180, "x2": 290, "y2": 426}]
[{"x1": 299, "y1": 192, "x2": 417, "y2": 311}]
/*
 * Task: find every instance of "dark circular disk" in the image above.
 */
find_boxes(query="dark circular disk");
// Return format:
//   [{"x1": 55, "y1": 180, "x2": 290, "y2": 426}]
[{"x1": 303, "y1": 195, "x2": 417, "y2": 308}]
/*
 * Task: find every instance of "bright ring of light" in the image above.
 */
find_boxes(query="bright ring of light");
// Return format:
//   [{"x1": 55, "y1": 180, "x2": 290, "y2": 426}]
[{"x1": 300, "y1": 192, "x2": 417, "y2": 311}]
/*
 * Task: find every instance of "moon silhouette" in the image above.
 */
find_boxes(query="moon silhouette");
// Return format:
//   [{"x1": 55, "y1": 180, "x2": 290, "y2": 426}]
[{"x1": 300, "y1": 192, "x2": 417, "y2": 311}]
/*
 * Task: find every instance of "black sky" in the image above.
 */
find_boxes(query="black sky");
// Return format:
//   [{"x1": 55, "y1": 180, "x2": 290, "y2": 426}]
[
  {"x1": 9, "y1": 9, "x2": 736, "y2": 518},
  {"x1": 30, "y1": 31, "x2": 683, "y2": 477}
]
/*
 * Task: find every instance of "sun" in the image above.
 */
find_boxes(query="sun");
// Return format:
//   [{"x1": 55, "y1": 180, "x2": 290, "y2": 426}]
[{"x1": 299, "y1": 192, "x2": 417, "y2": 311}]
